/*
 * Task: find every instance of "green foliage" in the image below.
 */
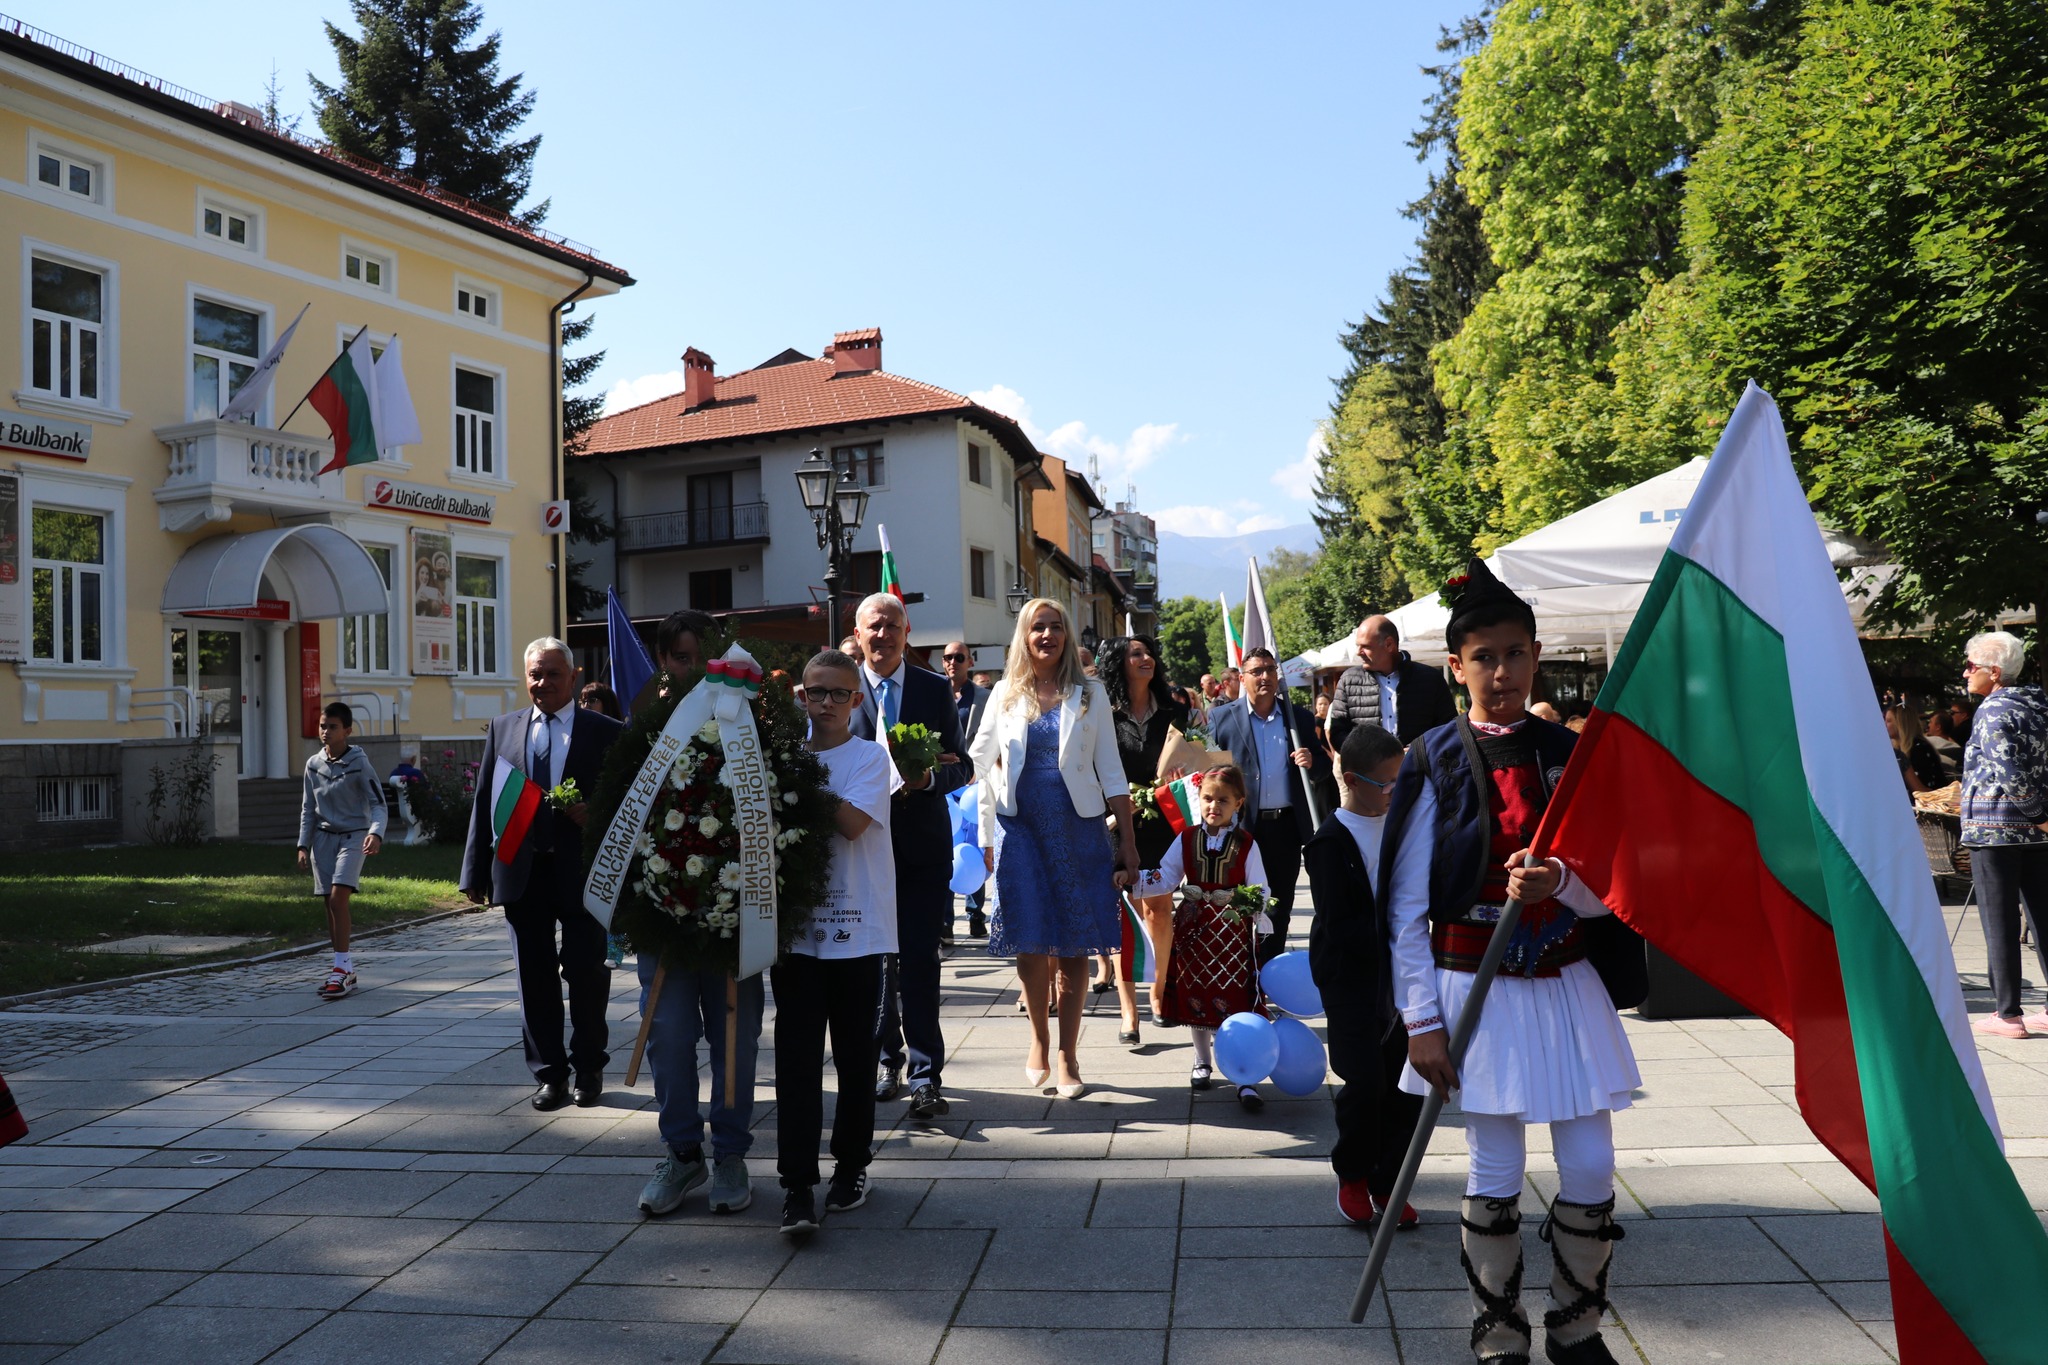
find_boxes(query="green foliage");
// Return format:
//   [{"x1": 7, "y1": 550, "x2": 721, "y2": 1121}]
[
  {"x1": 143, "y1": 741, "x2": 219, "y2": 848},
  {"x1": 561, "y1": 309, "x2": 613, "y2": 619},
  {"x1": 1155, "y1": 595, "x2": 1219, "y2": 684},
  {"x1": 312, "y1": 0, "x2": 546, "y2": 222},
  {"x1": 404, "y1": 747, "x2": 480, "y2": 844}
]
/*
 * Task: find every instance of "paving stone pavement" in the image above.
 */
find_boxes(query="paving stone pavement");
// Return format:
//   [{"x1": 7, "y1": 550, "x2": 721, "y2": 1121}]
[{"x1": 3, "y1": 886, "x2": 2045, "y2": 1363}]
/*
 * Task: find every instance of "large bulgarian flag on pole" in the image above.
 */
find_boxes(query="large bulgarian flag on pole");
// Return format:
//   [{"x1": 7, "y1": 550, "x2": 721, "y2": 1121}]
[
  {"x1": 1536, "y1": 383, "x2": 2048, "y2": 1363},
  {"x1": 311, "y1": 328, "x2": 383, "y2": 474},
  {"x1": 1220, "y1": 593, "x2": 1243, "y2": 668}
]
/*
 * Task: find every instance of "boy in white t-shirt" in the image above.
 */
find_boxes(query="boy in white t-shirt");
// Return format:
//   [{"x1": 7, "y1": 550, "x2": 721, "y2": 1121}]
[{"x1": 775, "y1": 649, "x2": 903, "y2": 1236}]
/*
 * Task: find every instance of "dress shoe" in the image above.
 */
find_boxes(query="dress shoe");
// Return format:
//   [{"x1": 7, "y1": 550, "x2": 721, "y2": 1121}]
[
  {"x1": 531, "y1": 1080, "x2": 570, "y2": 1112},
  {"x1": 1024, "y1": 1065, "x2": 1050, "y2": 1088},
  {"x1": 907, "y1": 1083, "x2": 950, "y2": 1119},
  {"x1": 573, "y1": 1074, "x2": 604, "y2": 1107},
  {"x1": 875, "y1": 1062, "x2": 904, "y2": 1103},
  {"x1": 966, "y1": 912, "x2": 988, "y2": 938}
]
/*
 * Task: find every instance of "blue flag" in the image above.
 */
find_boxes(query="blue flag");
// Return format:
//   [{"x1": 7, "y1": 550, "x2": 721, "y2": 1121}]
[{"x1": 605, "y1": 586, "x2": 655, "y2": 709}]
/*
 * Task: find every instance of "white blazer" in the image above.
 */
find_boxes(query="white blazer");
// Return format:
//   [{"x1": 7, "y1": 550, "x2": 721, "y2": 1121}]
[{"x1": 969, "y1": 677, "x2": 1128, "y2": 842}]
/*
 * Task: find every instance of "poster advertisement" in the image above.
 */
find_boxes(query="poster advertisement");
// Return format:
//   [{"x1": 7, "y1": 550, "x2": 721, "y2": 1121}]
[
  {"x1": 410, "y1": 527, "x2": 456, "y2": 676},
  {"x1": 0, "y1": 472, "x2": 22, "y2": 662}
]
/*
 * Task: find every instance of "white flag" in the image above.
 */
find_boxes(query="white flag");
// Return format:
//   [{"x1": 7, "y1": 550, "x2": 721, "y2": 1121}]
[
  {"x1": 219, "y1": 302, "x2": 308, "y2": 424},
  {"x1": 373, "y1": 334, "x2": 423, "y2": 448},
  {"x1": 1241, "y1": 557, "x2": 1275, "y2": 659}
]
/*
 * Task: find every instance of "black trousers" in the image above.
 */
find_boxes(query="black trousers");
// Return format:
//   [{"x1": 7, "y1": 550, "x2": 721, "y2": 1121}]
[
  {"x1": 1252, "y1": 811, "x2": 1305, "y2": 966},
  {"x1": 774, "y1": 952, "x2": 885, "y2": 1190},
  {"x1": 1973, "y1": 844, "x2": 2048, "y2": 1019},
  {"x1": 877, "y1": 870, "x2": 949, "y2": 1088},
  {"x1": 504, "y1": 856, "x2": 611, "y2": 1084},
  {"x1": 1327, "y1": 1024, "x2": 1424, "y2": 1188}
]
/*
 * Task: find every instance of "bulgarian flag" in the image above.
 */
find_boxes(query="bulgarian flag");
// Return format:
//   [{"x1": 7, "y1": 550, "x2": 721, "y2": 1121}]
[
  {"x1": 488, "y1": 756, "x2": 542, "y2": 865},
  {"x1": 878, "y1": 524, "x2": 904, "y2": 600},
  {"x1": 1536, "y1": 384, "x2": 2048, "y2": 1363},
  {"x1": 1220, "y1": 593, "x2": 1243, "y2": 668},
  {"x1": 311, "y1": 328, "x2": 383, "y2": 474},
  {"x1": 1120, "y1": 895, "x2": 1157, "y2": 984},
  {"x1": 1152, "y1": 771, "x2": 1204, "y2": 835}
]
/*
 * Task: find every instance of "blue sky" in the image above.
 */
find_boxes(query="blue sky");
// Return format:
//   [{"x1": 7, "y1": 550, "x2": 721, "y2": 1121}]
[{"x1": 40, "y1": 1, "x2": 1471, "y2": 539}]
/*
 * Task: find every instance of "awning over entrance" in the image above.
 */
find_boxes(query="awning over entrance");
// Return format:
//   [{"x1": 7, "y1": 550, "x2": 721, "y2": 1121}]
[{"x1": 162, "y1": 525, "x2": 389, "y2": 620}]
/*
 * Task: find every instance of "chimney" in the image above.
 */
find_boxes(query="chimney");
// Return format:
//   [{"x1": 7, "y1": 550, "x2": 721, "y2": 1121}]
[
  {"x1": 830, "y1": 328, "x2": 883, "y2": 376},
  {"x1": 682, "y1": 348, "x2": 716, "y2": 409}
]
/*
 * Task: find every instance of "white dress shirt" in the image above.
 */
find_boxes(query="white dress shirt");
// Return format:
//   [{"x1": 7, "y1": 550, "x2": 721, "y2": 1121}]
[{"x1": 528, "y1": 702, "x2": 575, "y2": 786}]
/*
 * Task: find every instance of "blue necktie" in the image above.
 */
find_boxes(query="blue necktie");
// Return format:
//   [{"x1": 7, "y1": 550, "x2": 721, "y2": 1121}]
[
  {"x1": 531, "y1": 712, "x2": 554, "y2": 790},
  {"x1": 878, "y1": 677, "x2": 899, "y2": 730}
]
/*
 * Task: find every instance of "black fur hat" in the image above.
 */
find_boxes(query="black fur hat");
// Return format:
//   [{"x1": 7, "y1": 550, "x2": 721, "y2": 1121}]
[{"x1": 1443, "y1": 556, "x2": 1536, "y2": 651}]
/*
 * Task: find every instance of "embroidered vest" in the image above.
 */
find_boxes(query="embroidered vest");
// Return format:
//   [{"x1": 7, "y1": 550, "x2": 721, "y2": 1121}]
[{"x1": 1180, "y1": 824, "x2": 1254, "y2": 894}]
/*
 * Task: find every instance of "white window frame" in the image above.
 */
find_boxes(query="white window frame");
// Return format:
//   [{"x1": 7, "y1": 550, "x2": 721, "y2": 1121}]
[
  {"x1": 340, "y1": 237, "x2": 396, "y2": 295},
  {"x1": 195, "y1": 190, "x2": 263, "y2": 255},
  {"x1": 18, "y1": 240, "x2": 120, "y2": 421},
  {"x1": 967, "y1": 440, "x2": 991, "y2": 488},
  {"x1": 17, "y1": 466, "x2": 129, "y2": 677},
  {"x1": 451, "y1": 544, "x2": 508, "y2": 679},
  {"x1": 450, "y1": 354, "x2": 508, "y2": 485},
  {"x1": 27, "y1": 131, "x2": 111, "y2": 209},
  {"x1": 187, "y1": 285, "x2": 272, "y2": 423},
  {"x1": 453, "y1": 276, "x2": 500, "y2": 327},
  {"x1": 336, "y1": 538, "x2": 402, "y2": 677}
]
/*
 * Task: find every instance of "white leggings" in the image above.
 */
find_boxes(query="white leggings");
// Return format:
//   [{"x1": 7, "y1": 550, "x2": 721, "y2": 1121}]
[{"x1": 1464, "y1": 1110, "x2": 1616, "y2": 1204}]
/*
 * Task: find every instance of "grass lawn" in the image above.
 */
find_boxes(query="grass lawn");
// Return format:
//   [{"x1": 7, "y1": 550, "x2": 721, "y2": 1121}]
[{"x1": 0, "y1": 841, "x2": 468, "y2": 998}]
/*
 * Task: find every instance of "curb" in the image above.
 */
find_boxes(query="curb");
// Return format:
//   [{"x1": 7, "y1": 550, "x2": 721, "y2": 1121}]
[{"x1": 0, "y1": 903, "x2": 486, "y2": 1010}]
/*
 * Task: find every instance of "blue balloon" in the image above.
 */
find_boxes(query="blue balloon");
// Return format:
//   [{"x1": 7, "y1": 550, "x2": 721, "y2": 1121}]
[
  {"x1": 1260, "y1": 950, "x2": 1324, "y2": 1018},
  {"x1": 1213, "y1": 1011, "x2": 1280, "y2": 1085},
  {"x1": 949, "y1": 842, "x2": 988, "y2": 896},
  {"x1": 948, "y1": 787, "x2": 980, "y2": 847},
  {"x1": 1269, "y1": 1016, "x2": 1328, "y2": 1096}
]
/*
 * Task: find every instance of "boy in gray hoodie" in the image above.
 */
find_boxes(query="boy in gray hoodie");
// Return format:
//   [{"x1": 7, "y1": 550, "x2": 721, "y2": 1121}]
[{"x1": 298, "y1": 701, "x2": 387, "y2": 999}]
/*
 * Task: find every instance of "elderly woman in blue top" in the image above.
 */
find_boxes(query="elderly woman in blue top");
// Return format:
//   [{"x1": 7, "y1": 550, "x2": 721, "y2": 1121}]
[{"x1": 1959, "y1": 630, "x2": 2048, "y2": 1038}]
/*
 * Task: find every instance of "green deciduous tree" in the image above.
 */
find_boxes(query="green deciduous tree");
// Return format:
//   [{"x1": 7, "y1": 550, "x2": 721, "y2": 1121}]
[
  {"x1": 1155, "y1": 596, "x2": 1219, "y2": 686},
  {"x1": 313, "y1": 0, "x2": 546, "y2": 223},
  {"x1": 561, "y1": 308, "x2": 614, "y2": 619}
]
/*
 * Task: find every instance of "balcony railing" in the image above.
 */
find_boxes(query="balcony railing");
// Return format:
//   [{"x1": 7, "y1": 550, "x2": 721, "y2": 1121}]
[
  {"x1": 155, "y1": 419, "x2": 340, "y2": 532},
  {"x1": 618, "y1": 501, "x2": 771, "y2": 554}
]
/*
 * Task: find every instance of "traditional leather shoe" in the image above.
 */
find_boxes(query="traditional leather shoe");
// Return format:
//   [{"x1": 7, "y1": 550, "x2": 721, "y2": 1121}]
[
  {"x1": 875, "y1": 1062, "x2": 904, "y2": 1103},
  {"x1": 531, "y1": 1081, "x2": 570, "y2": 1112},
  {"x1": 573, "y1": 1074, "x2": 604, "y2": 1107}
]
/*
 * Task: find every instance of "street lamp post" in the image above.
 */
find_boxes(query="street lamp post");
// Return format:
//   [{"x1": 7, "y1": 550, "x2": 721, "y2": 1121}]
[{"x1": 795, "y1": 447, "x2": 869, "y2": 646}]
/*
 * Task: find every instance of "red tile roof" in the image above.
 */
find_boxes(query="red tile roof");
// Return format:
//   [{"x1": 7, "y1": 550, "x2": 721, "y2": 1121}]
[{"x1": 583, "y1": 351, "x2": 1042, "y2": 468}]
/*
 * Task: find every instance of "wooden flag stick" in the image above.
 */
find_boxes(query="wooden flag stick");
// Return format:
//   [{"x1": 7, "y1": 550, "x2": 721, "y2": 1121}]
[
  {"x1": 625, "y1": 958, "x2": 666, "y2": 1088},
  {"x1": 724, "y1": 974, "x2": 740, "y2": 1110}
]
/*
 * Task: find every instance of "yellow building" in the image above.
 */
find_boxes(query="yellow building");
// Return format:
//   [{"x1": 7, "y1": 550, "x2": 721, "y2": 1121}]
[{"x1": 0, "y1": 20, "x2": 631, "y2": 850}]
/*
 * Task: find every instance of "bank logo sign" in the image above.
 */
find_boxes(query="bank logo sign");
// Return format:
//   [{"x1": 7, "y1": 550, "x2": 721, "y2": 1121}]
[
  {"x1": 0, "y1": 409, "x2": 91, "y2": 462},
  {"x1": 365, "y1": 477, "x2": 496, "y2": 524}
]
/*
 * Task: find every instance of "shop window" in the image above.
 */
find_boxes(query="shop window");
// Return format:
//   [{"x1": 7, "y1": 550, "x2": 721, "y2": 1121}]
[
  {"x1": 455, "y1": 553, "x2": 500, "y2": 676},
  {"x1": 340, "y1": 544, "x2": 395, "y2": 673},
  {"x1": 27, "y1": 256, "x2": 105, "y2": 404},
  {"x1": 191, "y1": 297, "x2": 262, "y2": 420},
  {"x1": 30, "y1": 506, "x2": 105, "y2": 665},
  {"x1": 454, "y1": 367, "x2": 498, "y2": 477}
]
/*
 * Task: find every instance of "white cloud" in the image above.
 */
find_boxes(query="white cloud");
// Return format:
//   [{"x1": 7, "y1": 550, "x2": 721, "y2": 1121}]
[
  {"x1": 601, "y1": 370, "x2": 687, "y2": 415},
  {"x1": 968, "y1": 384, "x2": 1184, "y2": 494},
  {"x1": 1271, "y1": 426, "x2": 1325, "y2": 502},
  {"x1": 1152, "y1": 502, "x2": 1284, "y2": 537}
]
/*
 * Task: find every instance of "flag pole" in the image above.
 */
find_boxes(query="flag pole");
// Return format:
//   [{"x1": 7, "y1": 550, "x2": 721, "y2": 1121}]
[
  {"x1": 277, "y1": 323, "x2": 371, "y2": 432},
  {"x1": 1348, "y1": 853, "x2": 1537, "y2": 1322},
  {"x1": 625, "y1": 958, "x2": 666, "y2": 1088}
]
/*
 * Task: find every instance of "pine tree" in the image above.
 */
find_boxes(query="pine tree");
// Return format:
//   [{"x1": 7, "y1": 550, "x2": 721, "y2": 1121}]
[
  {"x1": 561, "y1": 309, "x2": 614, "y2": 619},
  {"x1": 311, "y1": 0, "x2": 546, "y2": 223}
]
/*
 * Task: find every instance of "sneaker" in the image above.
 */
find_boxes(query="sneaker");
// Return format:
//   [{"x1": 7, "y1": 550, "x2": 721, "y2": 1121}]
[
  {"x1": 707, "y1": 1154, "x2": 751, "y2": 1214},
  {"x1": 317, "y1": 969, "x2": 357, "y2": 1000},
  {"x1": 1370, "y1": 1188, "x2": 1421, "y2": 1230},
  {"x1": 1237, "y1": 1085, "x2": 1264, "y2": 1113},
  {"x1": 780, "y1": 1185, "x2": 819, "y2": 1235},
  {"x1": 2020, "y1": 1011, "x2": 2048, "y2": 1035},
  {"x1": 637, "y1": 1148, "x2": 708, "y2": 1216},
  {"x1": 907, "y1": 1084, "x2": 950, "y2": 1119},
  {"x1": 1974, "y1": 1014, "x2": 2031, "y2": 1039},
  {"x1": 1337, "y1": 1178, "x2": 1375, "y2": 1225},
  {"x1": 1189, "y1": 1063, "x2": 1214, "y2": 1091},
  {"x1": 824, "y1": 1166, "x2": 868, "y2": 1214}
]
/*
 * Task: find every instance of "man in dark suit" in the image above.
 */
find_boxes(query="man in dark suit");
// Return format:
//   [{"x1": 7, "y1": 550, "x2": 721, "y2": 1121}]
[
  {"x1": 461, "y1": 637, "x2": 625, "y2": 1111},
  {"x1": 1305, "y1": 723, "x2": 1422, "y2": 1227},
  {"x1": 940, "y1": 639, "x2": 989, "y2": 938},
  {"x1": 1206, "y1": 647, "x2": 1333, "y2": 965},
  {"x1": 850, "y1": 595, "x2": 968, "y2": 1119}
]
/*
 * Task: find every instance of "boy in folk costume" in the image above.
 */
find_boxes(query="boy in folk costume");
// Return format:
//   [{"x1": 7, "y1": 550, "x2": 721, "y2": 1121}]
[{"x1": 1382, "y1": 559, "x2": 1639, "y2": 1365}]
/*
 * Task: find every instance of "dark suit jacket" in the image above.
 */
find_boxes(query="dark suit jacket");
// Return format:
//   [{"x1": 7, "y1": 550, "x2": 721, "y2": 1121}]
[
  {"x1": 851, "y1": 661, "x2": 968, "y2": 878},
  {"x1": 953, "y1": 680, "x2": 990, "y2": 750},
  {"x1": 460, "y1": 703, "x2": 624, "y2": 907},
  {"x1": 1206, "y1": 696, "x2": 1332, "y2": 843},
  {"x1": 1304, "y1": 814, "x2": 1398, "y2": 1045}
]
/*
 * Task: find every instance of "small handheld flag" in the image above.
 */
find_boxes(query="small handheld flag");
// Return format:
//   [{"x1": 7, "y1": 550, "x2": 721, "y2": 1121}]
[
  {"x1": 1120, "y1": 896, "x2": 1157, "y2": 985},
  {"x1": 488, "y1": 757, "x2": 541, "y2": 864},
  {"x1": 1220, "y1": 593, "x2": 1243, "y2": 668},
  {"x1": 878, "y1": 525, "x2": 904, "y2": 600},
  {"x1": 1152, "y1": 772, "x2": 1204, "y2": 834}
]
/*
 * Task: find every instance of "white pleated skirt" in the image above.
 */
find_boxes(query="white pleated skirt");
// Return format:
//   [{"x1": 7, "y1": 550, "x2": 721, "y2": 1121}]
[{"x1": 1398, "y1": 959, "x2": 1641, "y2": 1123}]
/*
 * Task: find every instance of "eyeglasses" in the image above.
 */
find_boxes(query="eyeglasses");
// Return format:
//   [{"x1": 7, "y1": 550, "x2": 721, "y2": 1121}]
[
  {"x1": 1964, "y1": 661, "x2": 1987, "y2": 675},
  {"x1": 798, "y1": 686, "x2": 855, "y2": 704},
  {"x1": 1345, "y1": 771, "x2": 1396, "y2": 790}
]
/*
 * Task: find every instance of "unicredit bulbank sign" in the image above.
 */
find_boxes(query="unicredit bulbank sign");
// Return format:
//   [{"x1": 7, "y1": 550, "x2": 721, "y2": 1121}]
[
  {"x1": 0, "y1": 408, "x2": 91, "y2": 461},
  {"x1": 363, "y1": 476, "x2": 496, "y2": 524}
]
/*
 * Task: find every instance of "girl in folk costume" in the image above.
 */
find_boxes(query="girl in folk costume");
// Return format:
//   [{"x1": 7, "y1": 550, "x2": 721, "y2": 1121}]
[
  {"x1": 1141, "y1": 765, "x2": 1273, "y2": 1112},
  {"x1": 1383, "y1": 559, "x2": 1640, "y2": 1365}
]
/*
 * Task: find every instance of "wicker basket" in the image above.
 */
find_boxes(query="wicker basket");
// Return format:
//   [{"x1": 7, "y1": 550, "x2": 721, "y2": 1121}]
[{"x1": 1915, "y1": 808, "x2": 1971, "y2": 882}]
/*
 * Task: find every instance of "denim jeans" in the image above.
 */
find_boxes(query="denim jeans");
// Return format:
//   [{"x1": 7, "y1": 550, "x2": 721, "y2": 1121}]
[{"x1": 636, "y1": 956, "x2": 764, "y2": 1159}]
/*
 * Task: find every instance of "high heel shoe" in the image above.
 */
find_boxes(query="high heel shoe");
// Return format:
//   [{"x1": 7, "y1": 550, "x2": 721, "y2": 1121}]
[
  {"x1": 1024, "y1": 1065, "x2": 1050, "y2": 1088},
  {"x1": 1057, "y1": 1078, "x2": 1088, "y2": 1099}
]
